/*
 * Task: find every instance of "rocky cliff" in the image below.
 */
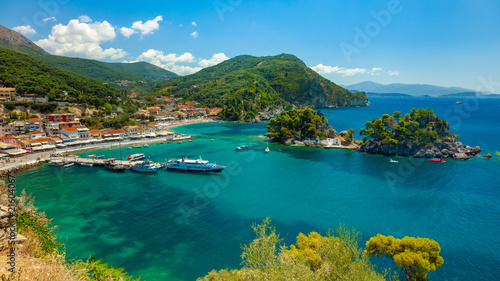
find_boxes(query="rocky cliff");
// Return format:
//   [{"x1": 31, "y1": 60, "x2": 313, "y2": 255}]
[{"x1": 358, "y1": 140, "x2": 481, "y2": 160}]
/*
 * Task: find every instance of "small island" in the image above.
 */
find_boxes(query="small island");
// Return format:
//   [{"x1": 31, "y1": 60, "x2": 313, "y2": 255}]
[
  {"x1": 267, "y1": 108, "x2": 481, "y2": 160},
  {"x1": 358, "y1": 108, "x2": 480, "y2": 160}
]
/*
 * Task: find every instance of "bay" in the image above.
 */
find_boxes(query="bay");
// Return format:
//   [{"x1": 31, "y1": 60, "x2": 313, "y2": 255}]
[{"x1": 16, "y1": 97, "x2": 500, "y2": 280}]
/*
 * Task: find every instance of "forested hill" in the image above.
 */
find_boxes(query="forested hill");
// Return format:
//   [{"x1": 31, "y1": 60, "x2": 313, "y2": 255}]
[
  {"x1": 0, "y1": 48, "x2": 134, "y2": 109},
  {"x1": 158, "y1": 54, "x2": 369, "y2": 109},
  {"x1": 0, "y1": 24, "x2": 177, "y2": 91}
]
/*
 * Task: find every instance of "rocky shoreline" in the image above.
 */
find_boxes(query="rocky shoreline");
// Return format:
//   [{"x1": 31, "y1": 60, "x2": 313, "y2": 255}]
[{"x1": 358, "y1": 140, "x2": 481, "y2": 160}]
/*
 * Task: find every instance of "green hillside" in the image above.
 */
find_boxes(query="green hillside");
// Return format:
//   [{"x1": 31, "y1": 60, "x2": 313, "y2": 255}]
[
  {"x1": 0, "y1": 47, "x2": 135, "y2": 110},
  {"x1": 106, "y1": 61, "x2": 178, "y2": 82},
  {"x1": 158, "y1": 54, "x2": 368, "y2": 110}
]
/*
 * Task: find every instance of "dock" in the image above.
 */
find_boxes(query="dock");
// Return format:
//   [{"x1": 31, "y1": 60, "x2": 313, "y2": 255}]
[{"x1": 50, "y1": 156, "x2": 166, "y2": 168}]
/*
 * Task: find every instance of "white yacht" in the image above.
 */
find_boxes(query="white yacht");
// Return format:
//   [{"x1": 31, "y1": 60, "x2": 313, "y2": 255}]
[
  {"x1": 130, "y1": 160, "x2": 159, "y2": 173},
  {"x1": 126, "y1": 153, "x2": 145, "y2": 161},
  {"x1": 49, "y1": 160, "x2": 64, "y2": 167},
  {"x1": 166, "y1": 157, "x2": 225, "y2": 172}
]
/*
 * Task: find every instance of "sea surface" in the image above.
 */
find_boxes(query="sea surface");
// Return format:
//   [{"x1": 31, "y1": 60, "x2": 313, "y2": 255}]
[{"x1": 15, "y1": 97, "x2": 500, "y2": 280}]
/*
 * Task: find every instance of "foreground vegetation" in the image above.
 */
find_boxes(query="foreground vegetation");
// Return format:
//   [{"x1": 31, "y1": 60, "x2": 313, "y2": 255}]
[
  {"x1": 267, "y1": 108, "x2": 336, "y2": 143},
  {"x1": 199, "y1": 218, "x2": 387, "y2": 281},
  {"x1": 200, "y1": 219, "x2": 444, "y2": 281},
  {"x1": 0, "y1": 181, "x2": 140, "y2": 281}
]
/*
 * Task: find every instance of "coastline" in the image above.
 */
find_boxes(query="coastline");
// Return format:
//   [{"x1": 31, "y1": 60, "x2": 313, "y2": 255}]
[{"x1": 0, "y1": 118, "x2": 215, "y2": 173}]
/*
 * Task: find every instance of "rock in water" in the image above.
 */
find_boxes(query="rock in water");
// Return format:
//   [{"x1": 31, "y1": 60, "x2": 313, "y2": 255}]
[{"x1": 484, "y1": 153, "x2": 492, "y2": 159}]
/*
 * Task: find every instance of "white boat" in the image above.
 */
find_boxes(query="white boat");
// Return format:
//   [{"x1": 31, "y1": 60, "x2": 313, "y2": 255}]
[
  {"x1": 80, "y1": 162, "x2": 93, "y2": 167},
  {"x1": 167, "y1": 135, "x2": 191, "y2": 141},
  {"x1": 49, "y1": 160, "x2": 64, "y2": 167},
  {"x1": 166, "y1": 157, "x2": 225, "y2": 172},
  {"x1": 130, "y1": 160, "x2": 159, "y2": 173},
  {"x1": 127, "y1": 147, "x2": 133, "y2": 150},
  {"x1": 389, "y1": 159, "x2": 399, "y2": 163},
  {"x1": 87, "y1": 154, "x2": 96, "y2": 159},
  {"x1": 127, "y1": 153, "x2": 145, "y2": 161},
  {"x1": 143, "y1": 144, "x2": 149, "y2": 148},
  {"x1": 236, "y1": 146, "x2": 242, "y2": 151},
  {"x1": 132, "y1": 144, "x2": 141, "y2": 148},
  {"x1": 63, "y1": 163, "x2": 75, "y2": 167},
  {"x1": 265, "y1": 147, "x2": 270, "y2": 153}
]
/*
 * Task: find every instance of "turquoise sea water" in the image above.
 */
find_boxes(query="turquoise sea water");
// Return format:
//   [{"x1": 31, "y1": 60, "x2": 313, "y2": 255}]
[{"x1": 15, "y1": 97, "x2": 500, "y2": 280}]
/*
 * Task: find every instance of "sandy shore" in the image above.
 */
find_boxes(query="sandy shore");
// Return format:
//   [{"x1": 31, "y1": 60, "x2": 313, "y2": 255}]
[{"x1": 0, "y1": 118, "x2": 215, "y2": 172}]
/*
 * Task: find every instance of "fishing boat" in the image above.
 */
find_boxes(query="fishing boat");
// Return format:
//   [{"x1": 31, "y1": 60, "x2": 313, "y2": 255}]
[
  {"x1": 49, "y1": 160, "x2": 65, "y2": 167},
  {"x1": 80, "y1": 162, "x2": 93, "y2": 167},
  {"x1": 87, "y1": 154, "x2": 96, "y2": 159},
  {"x1": 126, "y1": 153, "x2": 145, "y2": 161},
  {"x1": 63, "y1": 163, "x2": 74, "y2": 167},
  {"x1": 97, "y1": 155, "x2": 105, "y2": 159},
  {"x1": 166, "y1": 156, "x2": 225, "y2": 172},
  {"x1": 429, "y1": 156, "x2": 445, "y2": 162},
  {"x1": 389, "y1": 159, "x2": 399, "y2": 163},
  {"x1": 130, "y1": 160, "x2": 159, "y2": 173}
]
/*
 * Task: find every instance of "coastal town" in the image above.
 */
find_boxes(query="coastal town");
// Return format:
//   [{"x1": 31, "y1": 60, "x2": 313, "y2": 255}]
[{"x1": 0, "y1": 88, "x2": 224, "y2": 171}]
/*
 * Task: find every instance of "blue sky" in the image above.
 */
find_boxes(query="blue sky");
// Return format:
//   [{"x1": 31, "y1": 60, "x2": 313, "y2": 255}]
[{"x1": 1, "y1": 0, "x2": 499, "y2": 92}]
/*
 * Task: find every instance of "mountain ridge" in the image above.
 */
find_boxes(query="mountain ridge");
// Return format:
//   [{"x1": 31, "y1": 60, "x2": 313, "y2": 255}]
[
  {"x1": 159, "y1": 54, "x2": 369, "y2": 109},
  {"x1": 347, "y1": 81, "x2": 473, "y2": 97}
]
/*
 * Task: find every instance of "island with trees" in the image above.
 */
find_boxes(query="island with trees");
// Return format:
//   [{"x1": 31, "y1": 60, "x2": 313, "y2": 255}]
[
  {"x1": 358, "y1": 108, "x2": 480, "y2": 160},
  {"x1": 266, "y1": 108, "x2": 337, "y2": 145}
]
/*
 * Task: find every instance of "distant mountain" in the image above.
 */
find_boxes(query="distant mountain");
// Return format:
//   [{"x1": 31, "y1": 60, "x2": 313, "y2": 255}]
[
  {"x1": 440, "y1": 92, "x2": 500, "y2": 98},
  {"x1": 365, "y1": 92, "x2": 414, "y2": 98},
  {"x1": 347, "y1": 81, "x2": 473, "y2": 97},
  {"x1": 0, "y1": 25, "x2": 176, "y2": 89},
  {"x1": 0, "y1": 47, "x2": 133, "y2": 108},
  {"x1": 159, "y1": 54, "x2": 368, "y2": 109},
  {"x1": 106, "y1": 62, "x2": 178, "y2": 82}
]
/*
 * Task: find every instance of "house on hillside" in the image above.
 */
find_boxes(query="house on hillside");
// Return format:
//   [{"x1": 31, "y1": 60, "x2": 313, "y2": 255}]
[
  {"x1": 25, "y1": 131, "x2": 47, "y2": 139},
  {"x1": 60, "y1": 127, "x2": 80, "y2": 141},
  {"x1": 332, "y1": 136, "x2": 343, "y2": 146},
  {"x1": 24, "y1": 118, "x2": 43, "y2": 132}
]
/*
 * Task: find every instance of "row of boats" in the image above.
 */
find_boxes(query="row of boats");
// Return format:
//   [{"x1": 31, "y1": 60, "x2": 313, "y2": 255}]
[{"x1": 50, "y1": 154, "x2": 226, "y2": 173}]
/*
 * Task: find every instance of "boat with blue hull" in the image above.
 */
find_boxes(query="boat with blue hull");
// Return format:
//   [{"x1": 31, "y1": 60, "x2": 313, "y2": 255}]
[{"x1": 166, "y1": 157, "x2": 225, "y2": 172}]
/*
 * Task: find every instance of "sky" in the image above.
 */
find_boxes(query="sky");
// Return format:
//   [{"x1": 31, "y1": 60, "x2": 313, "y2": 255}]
[{"x1": 1, "y1": 0, "x2": 500, "y2": 92}]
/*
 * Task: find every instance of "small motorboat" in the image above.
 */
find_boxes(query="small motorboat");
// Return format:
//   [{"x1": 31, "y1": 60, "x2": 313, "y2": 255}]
[
  {"x1": 143, "y1": 144, "x2": 149, "y2": 148},
  {"x1": 80, "y1": 162, "x2": 93, "y2": 167},
  {"x1": 265, "y1": 147, "x2": 270, "y2": 153},
  {"x1": 133, "y1": 144, "x2": 141, "y2": 148},
  {"x1": 236, "y1": 146, "x2": 241, "y2": 151},
  {"x1": 87, "y1": 154, "x2": 96, "y2": 159},
  {"x1": 389, "y1": 159, "x2": 399, "y2": 163},
  {"x1": 429, "y1": 156, "x2": 445, "y2": 162},
  {"x1": 97, "y1": 155, "x2": 105, "y2": 159},
  {"x1": 63, "y1": 163, "x2": 75, "y2": 167},
  {"x1": 127, "y1": 147, "x2": 133, "y2": 150}
]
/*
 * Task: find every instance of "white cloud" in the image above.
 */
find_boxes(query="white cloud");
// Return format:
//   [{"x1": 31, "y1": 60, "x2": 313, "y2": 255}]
[
  {"x1": 131, "y1": 49, "x2": 229, "y2": 75},
  {"x1": 42, "y1": 17, "x2": 56, "y2": 22},
  {"x1": 36, "y1": 18, "x2": 127, "y2": 60},
  {"x1": 190, "y1": 31, "x2": 199, "y2": 38},
  {"x1": 131, "y1": 15, "x2": 163, "y2": 35},
  {"x1": 198, "y1": 53, "x2": 229, "y2": 68},
  {"x1": 191, "y1": 21, "x2": 197, "y2": 27},
  {"x1": 78, "y1": 15, "x2": 92, "y2": 23},
  {"x1": 179, "y1": 24, "x2": 183, "y2": 27},
  {"x1": 120, "y1": 27, "x2": 136, "y2": 38},
  {"x1": 12, "y1": 25, "x2": 37, "y2": 35},
  {"x1": 311, "y1": 64, "x2": 397, "y2": 77}
]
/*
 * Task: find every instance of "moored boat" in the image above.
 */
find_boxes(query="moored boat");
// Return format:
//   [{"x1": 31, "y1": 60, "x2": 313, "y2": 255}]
[
  {"x1": 104, "y1": 158, "x2": 127, "y2": 172},
  {"x1": 49, "y1": 160, "x2": 65, "y2": 167},
  {"x1": 166, "y1": 157, "x2": 225, "y2": 172},
  {"x1": 63, "y1": 163, "x2": 75, "y2": 167},
  {"x1": 80, "y1": 162, "x2": 93, "y2": 167},
  {"x1": 389, "y1": 159, "x2": 399, "y2": 163},
  {"x1": 97, "y1": 155, "x2": 105, "y2": 159},
  {"x1": 429, "y1": 156, "x2": 445, "y2": 162},
  {"x1": 126, "y1": 153, "x2": 145, "y2": 161},
  {"x1": 87, "y1": 154, "x2": 96, "y2": 159},
  {"x1": 130, "y1": 160, "x2": 159, "y2": 173}
]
